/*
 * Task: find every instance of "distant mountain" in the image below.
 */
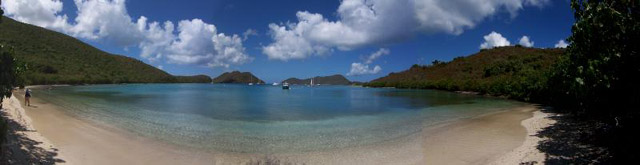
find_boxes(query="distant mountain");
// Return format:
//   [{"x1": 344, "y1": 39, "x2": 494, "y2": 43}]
[
  {"x1": 212, "y1": 71, "x2": 264, "y2": 84},
  {"x1": 366, "y1": 46, "x2": 564, "y2": 100},
  {"x1": 0, "y1": 16, "x2": 208, "y2": 84},
  {"x1": 282, "y1": 74, "x2": 351, "y2": 85},
  {"x1": 175, "y1": 75, "x2": 212, "y2": 83}
]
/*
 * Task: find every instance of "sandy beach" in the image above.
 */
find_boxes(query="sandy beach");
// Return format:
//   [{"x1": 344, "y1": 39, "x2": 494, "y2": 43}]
[
  {"x1": 2, "y1": 89, "x2": 554, "y2": 165},
  {"x1": 1, "y1": 95, "x2": 67, "y2": 164}
]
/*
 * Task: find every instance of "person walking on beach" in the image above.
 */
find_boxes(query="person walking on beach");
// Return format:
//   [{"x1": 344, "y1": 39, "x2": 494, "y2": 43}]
[{"x1": 25, "y1": 88, "x2": 31, "y2": 106}]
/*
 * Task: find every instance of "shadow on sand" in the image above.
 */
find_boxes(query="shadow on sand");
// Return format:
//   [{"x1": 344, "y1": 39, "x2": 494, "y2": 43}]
[
  {"x1": 522, "y1": 108, "x2": 615, "y2": 164},
  {"x1": 1, "y1": 110, "x2": 65, "y2": 164}
]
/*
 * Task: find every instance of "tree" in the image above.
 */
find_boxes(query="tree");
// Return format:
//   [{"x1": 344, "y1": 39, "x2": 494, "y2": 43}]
[
  {"x1": 552, "y1": 0, "x2": 639, "y2": 116},
  {"x1": 0, "y1": 43, "x2": 25, "y2": 109},
  {"x1": 1, "y1": 44, "x2": 19, "y2": 107},
  {"x1": 0, "y1": 44, "x2": 18, "y2": 153}
]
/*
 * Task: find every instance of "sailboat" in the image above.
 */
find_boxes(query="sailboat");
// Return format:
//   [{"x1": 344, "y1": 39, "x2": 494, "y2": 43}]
[{"x1": 249, "y1": 76, "x2": 254, "y2": 86}]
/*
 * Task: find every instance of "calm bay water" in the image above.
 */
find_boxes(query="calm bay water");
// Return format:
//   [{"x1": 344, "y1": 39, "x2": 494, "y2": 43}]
[{"x1": 33, "y1": 84, "x2": 524, "y2": 153}]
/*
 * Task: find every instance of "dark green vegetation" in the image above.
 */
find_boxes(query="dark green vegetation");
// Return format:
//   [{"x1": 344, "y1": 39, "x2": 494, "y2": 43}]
[
  {"x1": 212, "y1": 71, "x2": 264, "y2": 84},
  {"x1": 550, "y1": 0, "x2": 639, "y2": 117},
  {"x1": 367, "y1": 47, "x2": 563, "y2": 102},
  {"x1": 283, "y1": 74, "x2": 351, "y2": 85},
  {"x1": 0, "y1": 43, "x2": 14, "y2": 154},
  {"x1": 1, "y1": 12, "x2": 15, "y2": 155},
  {"x1": 0, "y1": 16, "x2": 206, "y2": 85},
  {"x1": 175, "y1": 75, "x2": 212, "y2": 83},
  {"x1": 1, "y1": 44, "x2": 21, "y2": 108}
]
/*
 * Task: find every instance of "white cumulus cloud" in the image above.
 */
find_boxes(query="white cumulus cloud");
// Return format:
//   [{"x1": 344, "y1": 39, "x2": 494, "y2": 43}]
[
  {"x1": 518, "y1": 36, "x2": 534, "y2": 47},
  {"x1": 347, "y1": 63, "x2": 382, "y2": 76},
  {"x1": 347, "y1": 48, "x2": 389, "y2": 76},
  {"x1": 365, "y1": 48, "x2": 390, "y2": 64},
  {"x1": 555, "y1": 40, "x2": 569, "y2": 48},
  {"x1": 69, "y1": 0, "x2": 144, "y2": 46},
  {"x1": 1, "y1": 0, "x2": 251, "y2": 68},
  {"x1": 242, "y1": 29, "x2": 258, "y2": 41},
  {"x1": 140, "y1": 19, "x2": 252, "y2": 67},
  {"x1": 138, "y1": 18, "x2": 175, "y2": 61},
  {"x1": 480, "y1": 31, "x2": 511, "y2": 49},
  {"x1": 1, "y1": 0, "x2": 70, "y2": 32},
  {"x1": 262, "y1": 22, "x2": 332, "y2": 61},
  {"x1": 263, "y1": 0, "x2": 549, "y2": 61}
]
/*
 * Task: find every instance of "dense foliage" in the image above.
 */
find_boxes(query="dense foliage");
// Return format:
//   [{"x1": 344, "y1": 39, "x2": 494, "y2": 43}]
[
  {"x1": 1, "y1": 7, "x2": 12, "y2": 152},
  {"x1": 366, "y1": 47, "x2": 564, "y2": 102},
  {"x1": 550, "y1": 0, "x2": 639, "y2": 117},
  {"x1": 175, "y1": 75, "x2": 212, "y2": 83},
  {"x1": 212, "y1": 71, "x2": 264, "y2": 84},
  {"x1": 1, "y1": 45, "x2": 17, "y2": 104},
  {"x1": 0, "y1": 44, "x2": 13, "y2": 150}
]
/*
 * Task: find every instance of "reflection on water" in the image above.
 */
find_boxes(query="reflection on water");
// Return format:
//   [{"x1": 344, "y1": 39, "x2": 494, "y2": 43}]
[{"x1": 34, "y1": 84, "x2": 523, "y2": 153}]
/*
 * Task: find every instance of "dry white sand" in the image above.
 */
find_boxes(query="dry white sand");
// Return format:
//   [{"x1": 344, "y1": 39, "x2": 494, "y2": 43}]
[
  {"x1": 419, "y1": 106, "x2": 539, "y2": 165},
  {"x1": 8, "y1": 88, "x2": 553, "y2": 165},
  {"x1": 490, "y1": 110, "x2": 556, "y2": 164}
]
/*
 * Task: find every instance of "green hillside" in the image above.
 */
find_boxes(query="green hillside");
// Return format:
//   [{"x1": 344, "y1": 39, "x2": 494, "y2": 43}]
[
  {"x1": 176, "y1": 75, "x2": 212, "y2": 83},
  {"x1": 212, "y1": 71, "x2": 264, "y2": 84},
  {"x1": 283, "y1": 75, "x2": 351, "y2": 85},
  {"x1": 0, "y1": 16, "x2": 203, "y2": 85},
  {"x1": 366, "y1": 46, "x2": 564, "y2": 101}
]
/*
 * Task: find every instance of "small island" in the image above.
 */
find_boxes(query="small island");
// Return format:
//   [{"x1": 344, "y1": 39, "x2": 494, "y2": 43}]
[
  {"x1": 282, "y1": 74, "x2": 351, "y2": 85},
  {"x1": 175, "y1": 75, "x2": 212, "y2": 83},
  {"x1": 212, "y1": 71, "x2": 264, "y2": 84}
]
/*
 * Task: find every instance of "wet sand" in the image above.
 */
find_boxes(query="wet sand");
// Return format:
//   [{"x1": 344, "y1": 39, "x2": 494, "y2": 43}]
[{"x1": 7, "y1": 89, "x2": 549, "y2": 164}]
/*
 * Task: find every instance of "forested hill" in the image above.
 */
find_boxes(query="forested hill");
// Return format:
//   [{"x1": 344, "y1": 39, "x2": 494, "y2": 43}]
[
  {"x1": 212, "y1": 71, "x2": 264, "y2": 84},
  {"x1": 366, "y1": 46, "x2": 564, "y2": 101},
  {"x1": 0, "y1": 16, "x2": 207, "y2": 84},
  {"x1": 283, "y1": 75, "x2": 351, "y2": 85},
  {"x1": 175, "y1": 75, "x2": 213, "y2": 83}
]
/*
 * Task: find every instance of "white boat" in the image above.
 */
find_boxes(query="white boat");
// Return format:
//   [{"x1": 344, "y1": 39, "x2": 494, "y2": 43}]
[
  {"x1": 282, "y1": 82, "x2": 290, "y2": 89},
  {"x1": 249, "y1": 83, "x2": 254, "y2": 86},
  {"x1": 272, "y1": 82, "x2": 279, "y2": 86}
]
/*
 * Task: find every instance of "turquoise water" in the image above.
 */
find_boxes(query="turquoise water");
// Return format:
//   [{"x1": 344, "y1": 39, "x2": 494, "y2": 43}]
[{"x1": 33, "y1": 84, "x2": 524, "y2": 153}]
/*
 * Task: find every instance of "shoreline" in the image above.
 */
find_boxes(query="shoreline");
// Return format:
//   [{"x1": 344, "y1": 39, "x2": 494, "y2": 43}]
[{"x1": 5, "y1": 88, "x2": 554, "y2": 164}]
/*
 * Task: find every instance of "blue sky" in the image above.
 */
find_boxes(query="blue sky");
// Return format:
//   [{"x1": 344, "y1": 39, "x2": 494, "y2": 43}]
[{"x1": 2, "y1": 0, "x2": 573, "y2": 83}]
